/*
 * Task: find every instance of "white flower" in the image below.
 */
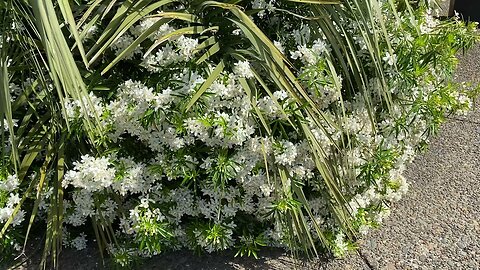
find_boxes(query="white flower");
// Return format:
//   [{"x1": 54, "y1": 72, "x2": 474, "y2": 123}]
[
  {"x1": 0, "y1": 174, "x2": 20, "y2": 192},
  {"x1": 312, "y1": 38, "x2": 327, "y2": 55},
  {"x1": 332, "y1": 232, "x2": 349, "y2": 257},
  {"x1": 184, "y1": 118, "x2": 209, "y2": 139},
  {"x1": 0, "y1": 207, "x2": 12, "y2": 223},
  {"x1": 293, "y1": 24, "x2": 311, "y2": 45},
  {"x1": 112, "y1": 158, "x2": 152, "y2": 196},
  {"x1": 233, "y1": 61, "x2": 254, "y2": 79},
  {"x1": 290, "y1": 42, "x2": 325, "y2": 65},
  {"x1": 63, "y1": 155, "x2": 115, "y2": 192},
  {"x1": 82, "y1": 25, "x2": 98, "y2": 40},
  {"x1": 252, "y1": 0, "x2": 268, "y2": 18},
  {"x1": 259, "y1": 184, "x2": 273, "y2": 197},
  {"x1": 64, "y1": 92, "x2": 104, "y2": 121},
  {"x1": 232, "y1": 29, "x2": 242, "y2": 36},
  {"x1": 382, "y1": 52, "x2": 396, "y2": 66},
  {"x1": 131, "y1": 21, "x2": 175, "y2": 40},
  {"x1": 142, "y1": 44, "x2": 183, "y2": 72},
  {"x1": 252, "y1": 0, "x2": 267, "y2": 9},
  {"x1": 112, "y1": 34, "x2": 142, "y2": 59},
  {"x1": 7, "y1": 193, "x2": 21, "y2": 207},
  {"x1": 130, "y1": 18, "x2": 157, "y2": 37},
  {"x1": 11, "y1": 209, "x2": 25, "y2": 227},
  {"x1": 274, "y1": 40, "x2": 284, "y2": 53},
  {"x1": 420, "y1": 9, "x2": 439, "y2": 34},
  {"x1": 385, "y1": 171, "x2": 409, "y2": 202},
  {"x1": 176, "y1": 36, "x2": 198, "y2": 58},
  {"x1": 456, "y1": 93, "x2": 472, "y2": 115},
  {"x1": 71, "y1": 233, "x2": 88, "y2": 250},
  {"x1": 273, "y1": 90, "x2": 288, "y2": 101},
  {"x1": 274, "y1": 141, "x2": 297, "y2": 166}
]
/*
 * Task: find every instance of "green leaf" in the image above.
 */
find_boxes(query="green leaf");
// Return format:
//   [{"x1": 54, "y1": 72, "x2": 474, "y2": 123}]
[
  {"x1": 87, "y1": 0, "x2": 177, "y2": 64},
  {"x1": 185, "y1": 59, "x2": 225, "y2": 111},
  {"x1": 144, "y1": 25, "x2": 210, "y2": 57}
]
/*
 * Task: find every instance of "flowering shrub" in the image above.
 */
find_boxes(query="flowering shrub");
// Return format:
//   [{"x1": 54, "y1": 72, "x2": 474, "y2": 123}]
[{"x1": 0, "y1": 0, "x2": 478, "y2": 267}]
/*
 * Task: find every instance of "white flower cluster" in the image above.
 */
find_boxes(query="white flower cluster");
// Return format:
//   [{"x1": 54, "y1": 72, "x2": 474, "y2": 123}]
[
  {"x1": 332, "y1": 232, "x2": 349, "y2": 257},
  {"x1": 420, "y1": 8, "x2": 439, "y2": 34},
  {"x1": 0, "y1": 174, "x2": 19, "y2": 192},
  {"x1": 70, "y1": 233, "x2": 88, "y2": 250},
  {"x1": 0, "y1": 174, "x2": 25, "y2": 227},
  {"x1": 274, "y1": 140, "x2": 297, "y2": 166},
  {"x1": 63, "y1": 155, "x2": 115, "y2": 192},
  {"x1": 233, "y1": 61, "x2": 255, "y2": 79},
  {"x1": 141, "y1": 31, "x2": 199, "y2": 73},
  {"x1": 62, "y1": 59, "x2": 334, "y2": 254},
  {"x1": 291, "y1": 38, "x2": 328, "y2": 65},
  {"x1": 112, "y1": 34, "x2": 143, "y2": 59},
  {"x1": 252, "y1": 0, "x2": 277, "y2": 18},
  {"x1": 65, "y1": 92, "x2": 104, "y2": 121},
  {"x1": 130, "y1": 18, "x2": 174, "y2": 40},
  {"x1": 383, "y1": 52, "x2": 397, "y2": 66},
  {"x1": 63, "y1": 155, "x2": 154, "y2": 227}
]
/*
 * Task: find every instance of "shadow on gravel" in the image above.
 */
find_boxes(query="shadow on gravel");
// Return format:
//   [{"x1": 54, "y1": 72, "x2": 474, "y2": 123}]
[{"x1": 10, "y1": 244, "x2": 333, "y2": 270}]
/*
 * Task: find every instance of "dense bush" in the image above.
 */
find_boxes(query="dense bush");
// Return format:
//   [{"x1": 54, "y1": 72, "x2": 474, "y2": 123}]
[{"x1": 0, "y1": 0, "x2": 478, "y2": 268}]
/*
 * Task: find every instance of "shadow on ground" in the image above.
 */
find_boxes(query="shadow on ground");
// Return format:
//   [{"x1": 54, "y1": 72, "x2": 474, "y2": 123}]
[{"x1": 11, "y1": 245, "x2": 346, "y2": 270}]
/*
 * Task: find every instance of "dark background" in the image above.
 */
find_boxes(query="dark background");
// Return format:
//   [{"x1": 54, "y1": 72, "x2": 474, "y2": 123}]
[{"x1": 453, "y1": 0, "x2": 480, "y2": 22}]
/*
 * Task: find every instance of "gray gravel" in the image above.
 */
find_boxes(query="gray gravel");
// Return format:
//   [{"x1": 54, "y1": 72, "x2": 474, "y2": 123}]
[{"x1": 439, "y1": 0, "x2": 450, "y2": 16}]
